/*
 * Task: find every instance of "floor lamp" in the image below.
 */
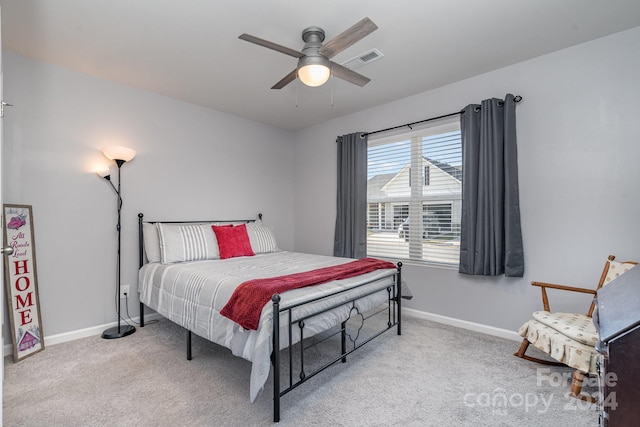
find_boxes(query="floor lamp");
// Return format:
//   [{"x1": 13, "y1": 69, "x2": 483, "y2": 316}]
[{"x1": 98, "y1": 146, "x2": 137, "y2": 339}]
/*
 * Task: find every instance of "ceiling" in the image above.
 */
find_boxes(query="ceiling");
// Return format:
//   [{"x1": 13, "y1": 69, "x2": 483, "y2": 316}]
[{"x1": 2, "y1": 1, "x2": 640, "y2": 130}]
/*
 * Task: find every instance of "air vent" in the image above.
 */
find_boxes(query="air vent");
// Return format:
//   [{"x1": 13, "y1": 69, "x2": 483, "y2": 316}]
[{"x1": 340, "y1": 48, "x2": 384, "y2": 70}]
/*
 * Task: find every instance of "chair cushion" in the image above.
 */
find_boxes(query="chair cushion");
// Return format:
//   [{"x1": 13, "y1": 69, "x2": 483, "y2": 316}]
[
  {"x1": 518, "y1": 318, "x2": 600, "y2": 374},
  {"x1": 532, "y1": 311, "x2": 598, "y2": 346},
  {"x1": 603, "y1": 260, "x2": 637, "y2": 286}
]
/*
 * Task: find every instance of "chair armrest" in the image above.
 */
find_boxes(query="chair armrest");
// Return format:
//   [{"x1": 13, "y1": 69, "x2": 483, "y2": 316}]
[
  {"x1": 531, "y1": 281, "x2": 597, "y2": 294},
  {"x1": 530, "y1": 281, "x2": 596, "y2": 312}
]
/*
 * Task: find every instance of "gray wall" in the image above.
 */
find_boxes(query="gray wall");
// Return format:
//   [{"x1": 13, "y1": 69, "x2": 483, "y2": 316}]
[
  {"x1": 3, "y1": 26, "x2": 640, "y2": 344},
  {"x1": 2, "y1": 52, "x2": 296, "y2": 339},
  {"x1": 293, "y1": 26, "x2": 640, "y2": 332}
]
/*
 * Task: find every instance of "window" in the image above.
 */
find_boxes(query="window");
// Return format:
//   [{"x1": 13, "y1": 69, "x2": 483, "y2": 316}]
[
  {"x1": 366, "y1": 119, "x2": 462, "y2": 266},
  {"x1": 408, "y1": 166, "x2": 430, "y2": 186}
]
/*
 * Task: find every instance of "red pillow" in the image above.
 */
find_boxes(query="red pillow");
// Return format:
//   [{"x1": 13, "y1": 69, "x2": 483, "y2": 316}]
[{"x1": 212, "y1": 224, "x2": 255, "y2": 259}]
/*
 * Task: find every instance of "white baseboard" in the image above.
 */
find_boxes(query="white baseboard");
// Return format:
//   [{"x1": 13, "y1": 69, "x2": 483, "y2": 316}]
[
  {"x1": 4, "y1": 310, "x2": 519, "y2": 357},
  {"x1": 3, "y1": 313, "x2": 163, "y2": 357},
  {"x1": 403, "y1": 307, "x2": 522, "y2": 342}
]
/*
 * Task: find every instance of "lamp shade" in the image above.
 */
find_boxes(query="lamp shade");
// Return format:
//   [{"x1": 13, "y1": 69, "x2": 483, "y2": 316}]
[
  {"x1": 102, "y1": 146, "x2": 137, "y2": 163},
  {"x1": 297, "y1": 55, "x2": 331, "y2": 87},
  {"x1": 96, "y1": 167, "x2": 111, "y2": 179}
]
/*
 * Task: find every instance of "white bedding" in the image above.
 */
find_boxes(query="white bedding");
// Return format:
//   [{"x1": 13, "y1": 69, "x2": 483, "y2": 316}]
[{"x1": 138, "y1": 250, "x2": 397, "y2": 402}]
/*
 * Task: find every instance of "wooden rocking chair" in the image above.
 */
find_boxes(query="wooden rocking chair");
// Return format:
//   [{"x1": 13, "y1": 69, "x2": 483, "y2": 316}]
[{"x1": 514, "y1": 255, "x2": 637, "y2": 401}]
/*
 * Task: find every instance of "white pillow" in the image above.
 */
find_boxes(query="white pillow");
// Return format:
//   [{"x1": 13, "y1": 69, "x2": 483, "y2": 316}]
[
  {"x1": 157, "y1": 223, "x2": 221, "y2": 264},
  {"x1": 142, "y1": 223, "x2": 161, "y2": 263},
  {"x1": 246, "y1": 223, "x2": 279, "y2": 254}
]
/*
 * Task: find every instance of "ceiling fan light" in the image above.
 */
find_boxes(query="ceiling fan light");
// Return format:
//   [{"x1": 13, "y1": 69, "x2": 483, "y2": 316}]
[
  {"x1": 298, "y1": 64, "x2": 331, "y2": 87},
  {"x1": 297, "y1": 54, "x2": 331, "y2": 87}
]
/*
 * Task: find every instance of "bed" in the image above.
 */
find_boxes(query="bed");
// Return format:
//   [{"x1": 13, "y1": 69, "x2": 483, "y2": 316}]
[{"x1": 137, "y1": 213, "x2": 404, "y2": 422}]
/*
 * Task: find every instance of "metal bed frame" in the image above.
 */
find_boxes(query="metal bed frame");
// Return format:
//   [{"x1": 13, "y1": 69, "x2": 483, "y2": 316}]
[{"x1": 137, "y1": 213, "x2": 402, "y2": 422}]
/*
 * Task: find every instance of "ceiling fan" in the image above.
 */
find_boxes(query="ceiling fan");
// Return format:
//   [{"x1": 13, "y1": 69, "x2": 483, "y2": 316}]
[{"x1": 239, "y1": 17, "x2": 378, "y2": 89}]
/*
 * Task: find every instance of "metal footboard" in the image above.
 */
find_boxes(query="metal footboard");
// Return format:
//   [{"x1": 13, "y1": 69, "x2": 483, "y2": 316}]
[{"x1": 271, "y1": 262, "x2": 402, "y2": 422}]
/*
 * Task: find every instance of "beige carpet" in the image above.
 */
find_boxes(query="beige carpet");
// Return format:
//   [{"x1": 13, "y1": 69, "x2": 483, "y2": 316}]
[{"x1": 3, "y1": 316, "x2": 599, "y2": 426}]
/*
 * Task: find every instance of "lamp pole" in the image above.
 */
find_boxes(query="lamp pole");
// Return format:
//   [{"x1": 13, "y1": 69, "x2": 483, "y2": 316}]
[{"x1": 101, "y1": 158, "x2": 135, "y2": 339}]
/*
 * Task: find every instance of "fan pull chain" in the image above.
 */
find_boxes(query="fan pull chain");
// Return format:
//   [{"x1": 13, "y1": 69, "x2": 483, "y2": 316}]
[{"x1": 330, "y1": 76, "x2": 334, "y2": 107}]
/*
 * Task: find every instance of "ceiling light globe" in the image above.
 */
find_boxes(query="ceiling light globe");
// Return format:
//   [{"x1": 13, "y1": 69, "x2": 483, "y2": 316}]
[{"x1": 298, "y1": 64, "x2": 331, "y2": 87}]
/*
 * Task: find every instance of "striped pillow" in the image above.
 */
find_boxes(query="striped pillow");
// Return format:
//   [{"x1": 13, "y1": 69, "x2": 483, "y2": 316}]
[
  {"x1": 246, "y1": 223, "x2": 279, "y2": 254},
  {"x1": 142, "y1": 223, "x2": 161, "y2": 263},
  {"x1": 157, "y1": 223, "x2": 220, "y2": 264}
]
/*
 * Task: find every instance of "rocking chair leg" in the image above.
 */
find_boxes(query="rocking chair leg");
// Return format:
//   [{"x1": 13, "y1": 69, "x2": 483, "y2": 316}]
[
  {"x1": 514, "y1": 338, "x2": 530, "y2": 358},
  {"x1": 516, "y1": 342, "x2": 597, "y2": 403},
  {"x1": 514, "y1": 338, "x2": 565, "y2": 366},
  {"x1": 570, "y1": 370, "x2": 597, "y2": 403},
  {"x1": 570, "y1": 369, "x2": 584, "y2": 396}
]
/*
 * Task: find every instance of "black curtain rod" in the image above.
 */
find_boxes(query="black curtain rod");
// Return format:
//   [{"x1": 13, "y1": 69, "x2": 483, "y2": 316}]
[{"x1": 361, "y1": 95, "x2": 522, "y2": 138}]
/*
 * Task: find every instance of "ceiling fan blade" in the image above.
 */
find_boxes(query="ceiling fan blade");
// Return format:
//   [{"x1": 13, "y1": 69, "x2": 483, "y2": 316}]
[
  {"x1": 271, "y1": 69, "x2": 298, "y2": 90},
  {"x1": 239, "y1": 33, "x2": 304, "y2": 58},
  {"x1": 330, "y1": 62, "x2": 371, "y2": 87},
  {"x1": 319, "y1": 17, "x2": 378, "y2": 59}
]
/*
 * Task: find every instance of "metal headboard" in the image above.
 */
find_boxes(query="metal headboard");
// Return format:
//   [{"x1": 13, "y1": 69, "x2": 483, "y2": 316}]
[{"x1": 137, "y1": 212, "x2": 262, "y2": 268}]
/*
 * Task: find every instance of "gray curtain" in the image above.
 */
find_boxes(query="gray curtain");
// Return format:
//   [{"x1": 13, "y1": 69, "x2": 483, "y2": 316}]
[
  {"x1": 459, "y1": 94, "x2": 524, "y2": 277},
  {"x1": 334, "y1": 132, "x2": 368, "y2": 258}
]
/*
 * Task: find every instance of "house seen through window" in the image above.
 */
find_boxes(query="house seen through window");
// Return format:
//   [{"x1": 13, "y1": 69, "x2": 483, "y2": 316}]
[{"x1": 366, "y1": 118, "x2": 461, "y2": 266}]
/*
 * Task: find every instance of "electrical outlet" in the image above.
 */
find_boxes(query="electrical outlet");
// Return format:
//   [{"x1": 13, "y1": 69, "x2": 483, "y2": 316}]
[{"x1": 120, "y1": 284, "x2": 130, "y2": 299}]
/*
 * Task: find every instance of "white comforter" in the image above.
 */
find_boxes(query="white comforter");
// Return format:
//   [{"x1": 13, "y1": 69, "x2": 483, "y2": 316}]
[{"x1": 138, "y1": 251, "x2": 397, "y2": 402}]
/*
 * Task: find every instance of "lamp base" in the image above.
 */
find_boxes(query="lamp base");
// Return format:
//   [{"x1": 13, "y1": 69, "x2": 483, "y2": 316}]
[{"x1": 101, "y1": 324, "x2": 136, "y2": 339}]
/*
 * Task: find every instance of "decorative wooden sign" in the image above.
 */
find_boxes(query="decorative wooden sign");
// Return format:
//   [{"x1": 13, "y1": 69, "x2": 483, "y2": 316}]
[{"x1": 3, "y1": 204, "x2": 44, "y2": 362}]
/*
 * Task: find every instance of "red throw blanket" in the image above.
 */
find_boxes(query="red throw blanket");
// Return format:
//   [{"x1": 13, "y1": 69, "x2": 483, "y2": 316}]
[{"x1": 220, "y1": 257, "x2": 396, "y2": 330}]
